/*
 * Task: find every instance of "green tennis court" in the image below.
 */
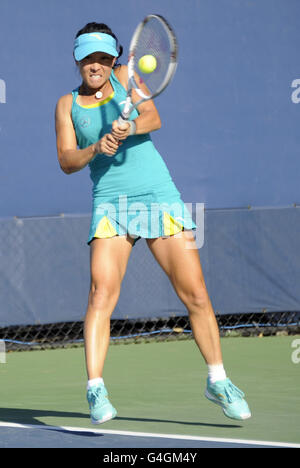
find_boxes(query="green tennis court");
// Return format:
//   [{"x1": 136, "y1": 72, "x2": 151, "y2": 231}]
[{"x1": 0, "y1": 335, "x2": 299, "y2": 447}]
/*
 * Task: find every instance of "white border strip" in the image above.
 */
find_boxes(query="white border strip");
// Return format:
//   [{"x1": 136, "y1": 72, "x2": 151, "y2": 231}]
[{"x1": 0, "y1": 422, "x2": 299, "y2": 448}]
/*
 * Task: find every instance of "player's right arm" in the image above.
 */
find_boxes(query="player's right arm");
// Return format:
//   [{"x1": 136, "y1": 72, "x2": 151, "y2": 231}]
[
  {"x1": 55, "y1": 94, "x2": 119, "y2": 173},
  {"x1": 111, "y1": 65, "x2": 161, "y2": 140}
]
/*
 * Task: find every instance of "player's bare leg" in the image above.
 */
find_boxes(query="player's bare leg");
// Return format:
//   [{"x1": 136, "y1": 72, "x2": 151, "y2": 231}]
[
  {"x1": 85, "y1": 235, "x2": 134, "y2": 380},
  {"x1": 146, "y1": 231, "x2": 251, "y2": 420},
  {"x1": 146, "y1": 231, "x2": 223, "y2": 365},
  {"x1": 84, "y1": 235, "x2": 134, "y2": 424}
]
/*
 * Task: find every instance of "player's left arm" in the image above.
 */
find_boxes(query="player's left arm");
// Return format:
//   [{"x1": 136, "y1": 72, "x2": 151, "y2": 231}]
[{"x1": 112, "y1": 65, "x2": 161, "y2": 139}]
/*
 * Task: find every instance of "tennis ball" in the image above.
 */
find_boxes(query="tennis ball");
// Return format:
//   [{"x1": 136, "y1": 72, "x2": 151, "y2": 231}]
[{"x1": 138, "y1": 55, "x2": 157, "y2": 74}]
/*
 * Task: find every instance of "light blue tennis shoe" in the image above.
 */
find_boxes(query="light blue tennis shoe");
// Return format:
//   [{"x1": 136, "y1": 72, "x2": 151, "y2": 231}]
[
  {"x1": 205, "y1": 378, "x2": 251, "y2": 420},
  {"x1": 87, "y1": 383, "x2": 117, "y2": 424}
]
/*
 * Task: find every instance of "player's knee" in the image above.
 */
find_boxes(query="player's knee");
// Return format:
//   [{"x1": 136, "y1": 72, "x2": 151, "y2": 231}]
[
  {"x1": 88, "y1": 281, "x2": 120, "y2": 312},
  {"x1": 179, "y1": 285, "x2": 210, "y2": 311}
]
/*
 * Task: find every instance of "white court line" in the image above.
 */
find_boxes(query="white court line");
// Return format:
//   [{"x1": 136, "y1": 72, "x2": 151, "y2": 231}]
[{"x1": 0, "y1": 421, "x2": 299, "y2": 448}]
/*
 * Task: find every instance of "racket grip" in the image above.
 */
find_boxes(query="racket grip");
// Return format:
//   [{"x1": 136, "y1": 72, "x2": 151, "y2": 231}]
[
  {"x1": 117, "y1": 115, "x2": 128, "y2": 125},
  {"x1": 117, "y1": 116, "x2": 136, "y2": 135}
]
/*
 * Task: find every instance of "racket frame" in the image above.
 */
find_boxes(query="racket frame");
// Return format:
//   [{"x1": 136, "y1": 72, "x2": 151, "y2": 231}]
[{"x1": 118, "y1": 14, "x2": 178, "y2": 124}]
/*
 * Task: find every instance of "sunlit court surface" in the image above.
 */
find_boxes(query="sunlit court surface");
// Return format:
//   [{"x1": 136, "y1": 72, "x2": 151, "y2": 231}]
[
  {"x1": 0, "y1": 338, "x2": 299, "y2": 449},
  {"x1": 1, "y1": 0, "x2": 300, "y2": 455}
]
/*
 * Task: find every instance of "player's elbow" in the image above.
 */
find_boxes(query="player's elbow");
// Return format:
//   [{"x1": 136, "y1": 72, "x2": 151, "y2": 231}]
[
  {"x1": 57, "y1": 149, "x2": 79, "y2": 174},
  {"x1": 60, "y1": 161, "x2": 79, "y2": 174},
  {"x1": 58, "y1": 155, "x2": 76, "y2": 175},
  {"x1": 60, "y1": 164, "x2": 73, "y2": 175}
]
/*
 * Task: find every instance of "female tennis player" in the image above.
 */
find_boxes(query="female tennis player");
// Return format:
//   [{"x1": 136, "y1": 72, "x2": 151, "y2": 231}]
[{"x1": 55, "y1": 22, "x2": 251, "y2": 424}]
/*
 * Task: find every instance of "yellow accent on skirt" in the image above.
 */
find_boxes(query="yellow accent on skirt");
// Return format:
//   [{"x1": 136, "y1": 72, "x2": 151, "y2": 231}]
[
  {"x1": 94, "y1": 216, "x2": 118, "y2": 239},
  {"x1": 163, "y1": 212, "x2": 184, "y2": 236},
  {"x1": 93, "y1": 212, "x2": 184, "y2": 240}
]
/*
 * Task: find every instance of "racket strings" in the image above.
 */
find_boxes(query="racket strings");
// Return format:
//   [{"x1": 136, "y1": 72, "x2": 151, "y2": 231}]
[{"x1": 133, "y1": 17, "x2": 174, "y2": 96}]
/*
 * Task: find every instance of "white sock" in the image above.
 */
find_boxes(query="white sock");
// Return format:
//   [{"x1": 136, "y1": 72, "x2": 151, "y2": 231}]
[
  {"x1": 207, "y1": 364, "x2": 227, "y2": 384},
  {"x1": 87, "y1": 377, "x2": 104, "y2": 390}
]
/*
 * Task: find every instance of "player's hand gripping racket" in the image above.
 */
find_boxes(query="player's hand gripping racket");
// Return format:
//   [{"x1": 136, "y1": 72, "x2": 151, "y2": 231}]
[{"x1": 118, "y1": 14, "x2": 178, "y2": 129}]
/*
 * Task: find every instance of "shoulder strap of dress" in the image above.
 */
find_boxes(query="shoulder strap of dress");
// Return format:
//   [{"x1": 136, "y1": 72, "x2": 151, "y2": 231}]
[
  {"x1": 71, "y1": 87, "x2": 79, "y2": 102},
  {"x1": 109, "y1": 69, "x2": 118, "y2": 91}
]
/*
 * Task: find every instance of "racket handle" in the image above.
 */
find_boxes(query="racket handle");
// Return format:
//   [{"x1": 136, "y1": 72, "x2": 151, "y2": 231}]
[
  {"x1": 118, "y1": 115, "x2": 128, "y2": 125},
  {"x1": 117, "y1": 116, "x2": 136, "y2": 135}
]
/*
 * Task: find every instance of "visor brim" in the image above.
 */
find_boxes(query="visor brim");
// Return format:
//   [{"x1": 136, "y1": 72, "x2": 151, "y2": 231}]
[{"x1": 74, "y1": 43, "x2": 118, "y2": 61}]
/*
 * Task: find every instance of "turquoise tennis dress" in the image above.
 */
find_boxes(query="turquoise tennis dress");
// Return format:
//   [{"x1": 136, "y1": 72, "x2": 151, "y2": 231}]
[{"x1": 71, "y1": 69, "x2": 195, "y2": 244}]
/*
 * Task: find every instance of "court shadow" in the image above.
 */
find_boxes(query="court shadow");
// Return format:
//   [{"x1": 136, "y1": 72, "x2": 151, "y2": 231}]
[
  {"x1": 0, "y1": 407, "x2": 87, "y2": 426},
  {"x1": 115, "y1": 416, "x2": 241, "y2": 429},
  {"x1": 0, "y1": 407, "x2": 241, "y2": 430},
  {"x1": 0, "y1": 407, "x2": 104, "y2": 439}
]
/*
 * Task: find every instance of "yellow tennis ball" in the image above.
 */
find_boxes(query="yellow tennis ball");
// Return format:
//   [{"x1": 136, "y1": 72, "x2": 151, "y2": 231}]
[{"x1": 138, "y1": 55, "x2": 157, "y2": 74}]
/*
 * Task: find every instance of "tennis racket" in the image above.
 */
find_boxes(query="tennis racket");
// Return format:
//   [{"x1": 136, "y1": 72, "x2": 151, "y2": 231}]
[{"x1": 118, "y1": 14, "x2": 178, "y2": 127}]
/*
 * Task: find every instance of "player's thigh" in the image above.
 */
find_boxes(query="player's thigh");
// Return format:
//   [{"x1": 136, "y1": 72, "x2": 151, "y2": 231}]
[
  {"x1": 90, "y1": 235, "x2": 134, "y2": 294},
  {"x1": 146, "y1": 232, "x2": 207, "y2": 302}
]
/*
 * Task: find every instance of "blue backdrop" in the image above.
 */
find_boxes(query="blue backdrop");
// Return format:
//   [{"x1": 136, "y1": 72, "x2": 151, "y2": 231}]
[
  {"x1": 1, "y1": 207, "x2": 300, "y2": 327},
  {"x1": 0, "y1": 0, "x2": 299, "y2": 217},
  {"x1": 0, "y1": 0, "x2": 299, "y2": 326}
]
